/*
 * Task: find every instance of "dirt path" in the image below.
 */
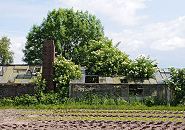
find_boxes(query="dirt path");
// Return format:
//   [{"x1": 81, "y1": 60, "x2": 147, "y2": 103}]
[{"x1": 0, "y1": 109, "x2": 185, "y2": 130}]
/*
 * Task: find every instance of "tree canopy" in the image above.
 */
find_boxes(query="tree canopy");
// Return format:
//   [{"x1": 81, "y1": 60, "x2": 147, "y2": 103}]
[
  {"x1": 23, "y1": 8, "x2": 157, "y2": 79},
  {"x1": 74, "y1": 38, "x2": 130, "y2": 76},
  {"x1": 127, "y1": 56, "x2": 157, "y2": 80},
  {"x1": 23, "y1": 8, "x2": 104, "y2": 64},
  {"x1": 0, "y1": 36, "x2": 13, "y2": 64}
]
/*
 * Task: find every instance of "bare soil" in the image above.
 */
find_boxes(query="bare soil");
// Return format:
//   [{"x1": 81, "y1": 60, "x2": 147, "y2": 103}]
[{"x1": 0, "y1": 109, "x2": 185, "y2": 130}]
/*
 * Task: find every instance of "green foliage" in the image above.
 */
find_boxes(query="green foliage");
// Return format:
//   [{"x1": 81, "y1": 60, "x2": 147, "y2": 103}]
[
  {"x1": 128, "y1": 55, "x2": 157, "y2": 81},
  {"x1": 14, "y1": 94, "x2": 37, "y2": 106},
  {"x1": 165, "y1": 68, "x2": 185, "y2": 105},
  {"x1": 144, "y1": 96, "x2": 167, "y2": 107},
  {"x1": 54, "y1": 56, "x2": 82, "y2": 98},
  {"x1": 0, "y1": 97, "x2": 14, "y2": 106},
  {"x1": 73, "y1": 94, "x2": 128, "y2": 106},
  {"x1": 0, "y1": 94, "x2": 128, "y2": 107},
  {"x1": 0, "y1": 93, "x2": 60, "y2": 106},
  {"x1": 23, "y1": 8, "x2": 104, "y2": 64},
  {"x1": 0, "y1": 36, "x2": 13, "y2": 64},
  {"x1": 74, "y1": 38, "x2": 130, "y2": 76},
  {"x1": 1, "y1": 94, "x2": 185, "y2": 111},
  {"x1": 23, "y1": 26, "x2": 44, "y2": 64},
  {"x1": 144, "y1": 96, "x2": 155, "y2": 107},
  {"x1": 38, "y1": 92, "x2": 60, "y2": 105},
  {"x1": 22, "y1": 8, "x2": 156, "y2": 78},
  {"x1": 34, "y1": 72, "x2": 46, "y2": 102}
]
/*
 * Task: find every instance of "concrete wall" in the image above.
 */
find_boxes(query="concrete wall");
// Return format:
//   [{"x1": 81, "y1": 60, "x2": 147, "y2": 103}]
[
  {"x1": 0, "y1": 82, "x2": 171, "y2": 102},
  {"x1": 0, "y1": 83, "x2": 35, "y2": 98},
  {"x1": 69, "y1": 83, "x2": 171, "y2": 101}
]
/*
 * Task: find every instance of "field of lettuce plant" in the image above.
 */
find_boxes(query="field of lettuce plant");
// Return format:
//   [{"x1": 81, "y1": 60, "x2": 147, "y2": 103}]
[{"x1": 0, "y1": 109, "x2": 185, "y2": 130}]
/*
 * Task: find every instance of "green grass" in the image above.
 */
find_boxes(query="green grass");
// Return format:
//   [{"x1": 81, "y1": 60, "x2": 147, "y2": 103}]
[
  {"x1": 16, "y1": 109, "x2": 185, "y2": 122},
  {"x1": 1, "y1": 104, "x2": 185, "y2": 111},
  {"x1": 1, "y1": 94, "x2": 185, "y2": 111}
]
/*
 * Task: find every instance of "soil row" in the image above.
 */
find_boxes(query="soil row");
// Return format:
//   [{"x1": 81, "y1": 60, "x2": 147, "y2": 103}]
[
  {"x1": 26, "y1": 113, "x2": 184, "y2": 119},
  {"x1": 1, "y1": 120, "x2": 185, "y2": 130},
  {"x1": 54, "y1": 109, "x2": 185, "y2": 114}
]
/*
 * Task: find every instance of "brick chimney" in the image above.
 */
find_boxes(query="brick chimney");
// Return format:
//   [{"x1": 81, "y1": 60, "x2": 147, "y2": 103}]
[{"x1": 42, "y1": 40, "x2": 55, "y2": 91}]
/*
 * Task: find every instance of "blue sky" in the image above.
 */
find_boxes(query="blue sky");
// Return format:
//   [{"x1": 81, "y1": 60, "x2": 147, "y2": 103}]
[{"x1": 0, "y1": 0, "x2": 185, "y2": 68}]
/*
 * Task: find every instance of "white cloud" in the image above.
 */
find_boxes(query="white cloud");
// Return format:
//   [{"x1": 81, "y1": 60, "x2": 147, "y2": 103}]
[
  {"x1": 150, "y1": 36, "x2": 185, "y2": 51},
  {"x1": 107, "y1": 31, "x2": 145, "y2": 53},
  {"x1": 107, "y1": 16, "x2": 185, "y2": 53},
  {"x1": 60, "y1": 0, "x2": 148, "y2": 26},
  {"x1": 147, "y1": 16, "x2": 185, "y2": 51}
]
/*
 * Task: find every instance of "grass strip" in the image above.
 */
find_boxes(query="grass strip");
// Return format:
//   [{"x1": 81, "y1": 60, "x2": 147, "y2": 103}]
[{"x1": 1, "y1": 104, "x2": 185, "y2": 111}]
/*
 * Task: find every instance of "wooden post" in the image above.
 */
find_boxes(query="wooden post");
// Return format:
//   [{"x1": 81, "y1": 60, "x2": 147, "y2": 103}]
[{"x1": 42, "y1": 40, "x2": 55, "y2": 91}]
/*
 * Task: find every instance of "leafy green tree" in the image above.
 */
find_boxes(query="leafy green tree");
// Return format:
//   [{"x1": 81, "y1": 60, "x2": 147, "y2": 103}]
[
  {"x1": 0, "y1": 36, "x2": 13, "y2": 64},
  {"x1": 54, "y1": 56, "x2": 82, "y2": 98},
  {"x1": 165, "y1": 68, "x2": 185, "y2": 105},
  {"x1": 127, "y1": 56, "x2": 157, "y2": 81},
  {"x1": 74, "y1": 38, "x2": 131, "y2": 76},
  {"x1": 23, "y1": 26, "x2": 44, "y2": 64},
  {"x1": 23, "y1": 8, "x2": 157, "y2": 79},
  {"x1": 23, "y1": 8, "x2": 104, "y2": 65}
]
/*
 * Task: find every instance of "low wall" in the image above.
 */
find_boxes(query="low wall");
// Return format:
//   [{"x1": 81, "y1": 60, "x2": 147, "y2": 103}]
[
  {"x1": 0, "y1": 83, "x2": 36, "y2": 98},
  {"x1": 0, "y1": 83, "x2": 171, "y2": 101},
  {"x1": 69, "y1": 83, "x2": 171, "y2": 101}
]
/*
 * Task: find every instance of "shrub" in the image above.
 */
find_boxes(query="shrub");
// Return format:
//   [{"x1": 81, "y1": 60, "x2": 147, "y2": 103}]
[
  {"x1": 144, "y1": 96, "x2": 167, "y2": 107},
  {"x1": 34, "y1": 72, "x2": 46, "y2": 102},
  {"x1": 14, "y1": 94, "x2": 37, "y2": 106},
  {"x1": 54, "y1": 56, "x2": 82, "y2": 98},
  {"x1": 0, "y1": 97, "x2": 14, "y2": 106},
  {"x1": 128, "y1": 55, "x2": 157, "y2": 81},
  {"x1": 39, "y1": 92, "x2": 60, "y2": 105},
  {"x1": 144, "y1": 96, "x2": 155, "y2": 107},
  {"x1": 116, "y1": 98, "x2": 128, "y2": 105},
  {"x1": 165, "y1": 68, "x2": 185, "y2": 105}
]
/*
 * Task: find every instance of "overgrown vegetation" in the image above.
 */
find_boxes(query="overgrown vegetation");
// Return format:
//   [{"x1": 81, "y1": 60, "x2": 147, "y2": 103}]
[
  {"x1": 2, "y1": 8, "x2": 185, "y2": 109},
  {"x1": 0, "y1": 70, "x2": 184, "y2": 108},
  {"x1": 144, "y1": 96, "x2": 167, "y2": 107},
  {"x1": 54, "y1": 56, "x2": 82, "y2": 98},
  {"x1": 165, "y1": 67, "x2": 185, "y2": 105},
  {"x1": 1, "y1": 93, "x2": 185, "y2": 111},
  {"x1": 34, "y1": 72, "x2": 46, "y2": 102}
]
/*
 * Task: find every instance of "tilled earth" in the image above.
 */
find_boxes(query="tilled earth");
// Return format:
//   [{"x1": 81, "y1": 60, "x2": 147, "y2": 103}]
[{"x1": 0, "y1": 109, "x2": 185, "y2": 130}]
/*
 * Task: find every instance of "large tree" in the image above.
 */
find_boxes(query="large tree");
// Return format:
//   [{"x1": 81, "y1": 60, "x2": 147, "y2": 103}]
[
  {"x1": 23, "y1": 8, "x2": 104, "y2": 64},
  {"x1": 0, "y1": 36, "x2": 13, "y2": 64},
  {"x1": 23, "y1": 8, "x2": 157, "y2": 79}
]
